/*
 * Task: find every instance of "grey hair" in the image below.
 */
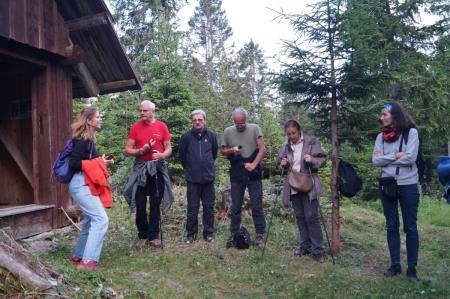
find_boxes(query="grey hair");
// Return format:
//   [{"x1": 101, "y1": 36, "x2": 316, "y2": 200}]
[
  {"x1": 140, "y1": 100, "x2": 155, "y2": 110},
  {"x1": 232, "y1": 107, "x2": 248, "y2": 119},
  {"x1": 191, "y1": 109, "x2": 206, "y2": 120}
]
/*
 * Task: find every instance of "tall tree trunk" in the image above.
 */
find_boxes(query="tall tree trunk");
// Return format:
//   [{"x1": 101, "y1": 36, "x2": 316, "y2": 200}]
[{"x1": 327, "y1": 0, "x2": 341, "y2": 253}]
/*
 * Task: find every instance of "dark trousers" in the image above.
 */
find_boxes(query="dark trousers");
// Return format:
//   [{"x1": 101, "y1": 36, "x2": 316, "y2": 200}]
[
  {"x1": 230, "y1": 180, "x2": 266, "y2": 235},
  {"x1": 186, "y1": 181, "x2": 215, "y2": 238},
  {"x1": 135, "y1": 172, "x2": 165, "y2": 240},
  {"x1": 380, "y1": 183, "x2": 420, "y2": 268},
  {"x1": 291, "y1": 193, "x2": 324, "y2": 255}
]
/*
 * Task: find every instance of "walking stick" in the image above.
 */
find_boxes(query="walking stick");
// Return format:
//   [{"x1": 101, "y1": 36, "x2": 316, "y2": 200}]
[
  {"x1": 307, "y1": 164, "x2": 336, "y2": 265},
  {"x1": 261, "y1": 168, "x2": 286, "y2": 260}
]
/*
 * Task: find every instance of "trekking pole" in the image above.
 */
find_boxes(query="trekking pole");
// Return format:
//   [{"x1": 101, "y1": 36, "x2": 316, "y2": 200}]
[
  {"x1": 160, "y1": 209, "x2": 164, "y2": 250},
  {"x1": 261, "y1": 168, "x2": 286, "y2": 260},
  {"x1": 307, "y1": 164, "x2": 336, "y2": 265}
]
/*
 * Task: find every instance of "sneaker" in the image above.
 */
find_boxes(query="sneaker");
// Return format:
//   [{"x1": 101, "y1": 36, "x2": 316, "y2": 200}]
[
  {"x1": 293, "y1": 248, "x2": 311, "y2": 257},
  {"x1": 253, "y1": 234, "x2": 264, "y2": 246},
  {"x1": 226, "y1": 235, "x2": 235, "y2": 248},
  {"x1": 70, "y1": 256, "x2": 82, "y2": 266},
  {"x1": 406, "y1": 267, "x2": 419, "y2": 282},
  {"x1": 136, "y1": 238, "x2": 148, "y2": 249},
  {"x1": 384, "y1": 264, "x2": 402, "y2": 277},
  {"x1": 204, "y1": 235, "x2": 214, "y2": 242},
  {"x1": 312, "y1": 253, "x2": 325, "y2": 263},
  {"x1": 149, "y1": 238, "x2": 163, "y2": 248},
  {"x1": 185, "y1": 236, "x2": 195, "y2": 244},
  {"x1": 77, "y1": 260, "x2": 98, "y2": 270}
]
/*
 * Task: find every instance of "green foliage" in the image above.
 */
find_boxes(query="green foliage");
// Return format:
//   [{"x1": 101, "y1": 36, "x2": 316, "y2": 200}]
[{"x1": 40, "y1": 189, "x2": 450, "y2": 298}]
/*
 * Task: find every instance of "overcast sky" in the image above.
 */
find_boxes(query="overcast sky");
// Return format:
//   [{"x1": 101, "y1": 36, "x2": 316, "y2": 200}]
[
  {"x1": 105, "y1": 0, "x2": 438, "y2": 72},
  {"x1": 178, "y1": 0, "x2": 316, "y2": 71}
]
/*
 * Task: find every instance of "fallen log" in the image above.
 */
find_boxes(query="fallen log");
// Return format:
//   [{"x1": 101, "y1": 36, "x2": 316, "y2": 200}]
[{"x1": 0, "y1": 246, "x2": 53, "y2": 292}]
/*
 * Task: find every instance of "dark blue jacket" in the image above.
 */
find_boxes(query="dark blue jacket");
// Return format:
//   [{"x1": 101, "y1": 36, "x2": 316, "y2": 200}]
[{"x1": 179, "y1": 128, "x2": 218, "y2": 183}]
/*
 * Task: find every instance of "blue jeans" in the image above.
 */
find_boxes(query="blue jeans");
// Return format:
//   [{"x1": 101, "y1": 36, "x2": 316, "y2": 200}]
[
  {"x1": 380, "y1": 183, "x2": 420, "y2": 268},
  {"x1": 69, "y1": 172, "x2": 109, "y2": 262}
]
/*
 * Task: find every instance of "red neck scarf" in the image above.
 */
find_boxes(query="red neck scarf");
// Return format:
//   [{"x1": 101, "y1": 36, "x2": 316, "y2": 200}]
[{"x1": 382, "y1": 127, "x2": 400, "y2": 142}]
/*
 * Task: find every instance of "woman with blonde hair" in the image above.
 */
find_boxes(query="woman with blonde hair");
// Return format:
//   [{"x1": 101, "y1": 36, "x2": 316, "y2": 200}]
[{"x1": 68, "y1": 107, "x2": 113, "y2": 270}]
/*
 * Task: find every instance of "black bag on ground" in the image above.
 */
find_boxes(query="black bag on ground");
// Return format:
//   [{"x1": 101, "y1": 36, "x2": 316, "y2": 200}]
[
  {"x1": 378, "y1": 177, "x2": 398, "y2": 199},
  {"x1": 234, "y1": 226, "x2": 251, "y2": 249},
  {"x1": 337, "y1": 159, "x2": 362, "y2": 197}
]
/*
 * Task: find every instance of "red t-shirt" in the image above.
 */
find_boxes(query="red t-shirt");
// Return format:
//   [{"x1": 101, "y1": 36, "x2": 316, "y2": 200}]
[{"x1": 128, "y1": 120, "x2": 171, "y2": 161}]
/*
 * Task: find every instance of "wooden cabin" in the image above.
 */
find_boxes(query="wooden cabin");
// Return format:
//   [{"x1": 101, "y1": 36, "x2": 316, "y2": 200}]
[{"x1": 0, "y1": 0, "x2": 141, "y2": 238}]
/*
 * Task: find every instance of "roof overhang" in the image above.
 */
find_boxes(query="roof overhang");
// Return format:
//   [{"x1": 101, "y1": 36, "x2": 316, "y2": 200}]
[{"x1": 55, "y1": 0, "x2": 141, "y2": 98}]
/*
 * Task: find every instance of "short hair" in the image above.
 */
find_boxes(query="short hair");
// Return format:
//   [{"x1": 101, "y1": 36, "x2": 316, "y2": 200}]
[
  {"x1": 232, "y1": 107, "x2": 248, "y2": 119},
  {"x1": 191, "y1": 109, "x2": 206, "y2": 120},
  {"x1": 284, "y1": 120, "x2": 301, "y2": 131},
  {"x1": 140, "y1": 100, "x2": 155, "y2": 111}
]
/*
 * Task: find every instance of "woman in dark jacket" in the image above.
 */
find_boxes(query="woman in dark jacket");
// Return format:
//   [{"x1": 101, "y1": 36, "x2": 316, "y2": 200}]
[
  {"x1": 372, "y1": 101, "x2": 420, "y2": 281},
  {"x1": 68, "y1": 107, "x2": 113, "y2": 270},
  {"x1": 278, "y1": 120, "x2": 326, "y2": 263}
]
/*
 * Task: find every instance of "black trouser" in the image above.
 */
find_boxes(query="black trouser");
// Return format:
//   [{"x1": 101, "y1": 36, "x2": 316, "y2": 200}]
[
  {"x1": 291, "y1": 193, "x2": 324, "y2": 255},
  {"x1": 135, "y1": 172, "x2": 165, "y2": 240},
  {"x1": 230, "y1": 180, "x2": 266, "y2": 235},
  {"x1": 186, "y1": 181, "x2": 215, "y2": 239}
]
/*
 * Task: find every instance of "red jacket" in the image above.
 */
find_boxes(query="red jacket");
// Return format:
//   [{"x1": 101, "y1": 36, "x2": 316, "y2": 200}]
[{"x1": 82, "y1": 157, "x2": 112, "y2": 208}]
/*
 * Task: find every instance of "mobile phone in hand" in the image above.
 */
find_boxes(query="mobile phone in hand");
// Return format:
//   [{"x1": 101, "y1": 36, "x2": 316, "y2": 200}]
[{"x1": 105, "y1": 154, "x2": 114, "y2": 160}]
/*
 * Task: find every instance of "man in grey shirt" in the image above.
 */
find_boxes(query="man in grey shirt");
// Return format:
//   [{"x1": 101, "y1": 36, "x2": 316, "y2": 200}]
[{"x1": 221, "y1": 107, "x2": 267, "y2": 247}]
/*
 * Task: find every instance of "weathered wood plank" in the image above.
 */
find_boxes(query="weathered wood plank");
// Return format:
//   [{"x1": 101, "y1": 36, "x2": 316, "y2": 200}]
[
  {"x1": 0, "y1": 1, "x2": 10, "y2": 37},
  {"x1": 99, "y1": 79, "x2": 136, "y2": 92},
  {"x1": 0, "y1": 204, "x2": 54, "y2": 218},
  {"x1": 66, "y1": 12, "x2": 109, "y2": 31},
  {"x1": 0, "y1": 128, "x2": 34, "y2": 189}
]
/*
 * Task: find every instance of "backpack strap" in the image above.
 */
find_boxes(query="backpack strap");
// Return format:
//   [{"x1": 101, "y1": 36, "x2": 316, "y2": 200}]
[
  {"x1": 88, "y1": 142, "x2": 94, "y2": 159},
  {"x1": 395, "y1": 133, "x2": 405, "y2": 176}
]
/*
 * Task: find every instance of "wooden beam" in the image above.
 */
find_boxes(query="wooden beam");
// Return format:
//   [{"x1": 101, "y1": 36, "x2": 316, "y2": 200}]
[
  {"x1": 66, "y1": 13, "x2": 109, "y2": 31},
  {"x1": 0, "y1": 48, "x2": 47, "y2": 67},
  {"x1": 72, "y1": 63, "x2": 99, "y2": 97},
  {"x1": 0, "y1": 128, "x2": 34, "y2": 189},
  {"x1": 98, "y1": 79, "x2": 137, "y2": 92},
  {"x1": 63, "y1": 45, "x2": 84, "y2": 64}
]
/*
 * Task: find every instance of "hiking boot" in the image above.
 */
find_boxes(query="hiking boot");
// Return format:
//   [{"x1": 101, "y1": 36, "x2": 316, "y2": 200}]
[
  {"x1": 384, "y1": 264, "x2": 402, "y2": 277},
  {"x1": 185, "y1": 236, "x2": 195, "y2": 244},
  {"x1": 406, "y1": 267, "x2": 419, "y2": 282},
  {"x1": 70, "y1": 256, "x2": 82, "y2": 266},
  {"x1": 226, "y1": 235, "x2": 235, "y2": 248},
  {"x1": 293, "y1": 248, "x2": 311, "y2": 257},
  {"x1": 253, "y1": 234, "x2": 265, "y2": 246},
  {"x1": 77, "y1": 260, "x2": 98, "y2": 270},
  {"x1": 312, "y1": 253, "x2": 325, "y2": 264},
  {"x1": 204, "y1": 235, "x2": 214, "y2": 242},
  {"x1": 136, "y1": 238, "x2": 148, "y2": 249},
  {"x1": 149, "y1": 238, "x2": 163, "y2": 248}
]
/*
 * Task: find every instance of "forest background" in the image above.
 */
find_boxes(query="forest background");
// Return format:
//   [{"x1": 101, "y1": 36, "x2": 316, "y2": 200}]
[{"x1": 32, "y1": 0, "x2": 450, "y2": 297}]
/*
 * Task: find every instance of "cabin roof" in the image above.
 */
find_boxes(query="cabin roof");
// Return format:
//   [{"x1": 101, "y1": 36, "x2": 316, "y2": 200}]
[{"x1": 55, "y1": 0, "x2": 141, "y2": 98}]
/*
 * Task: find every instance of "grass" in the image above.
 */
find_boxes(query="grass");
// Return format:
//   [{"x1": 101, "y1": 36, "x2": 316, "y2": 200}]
[{"x1": 35, "y1": 186, "x2": 450, "y2": 298}]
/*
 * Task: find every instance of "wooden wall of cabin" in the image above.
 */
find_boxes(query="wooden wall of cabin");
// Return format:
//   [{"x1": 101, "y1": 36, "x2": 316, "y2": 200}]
[
  {"x1": 32, "y1": 63, "x2": 73, "y2": 228},
  {"x1": 0, "y1": 0, "x2": 69, "y2": 57},
  {"x1": 0, "y1": 74, "x2": 34, "y2": 207}
]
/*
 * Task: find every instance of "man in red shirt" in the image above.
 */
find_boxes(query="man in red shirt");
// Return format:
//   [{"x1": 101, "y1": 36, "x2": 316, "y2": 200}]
[{"x1": 124, "y1": 100, "x2": 172, "y2": 248}]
